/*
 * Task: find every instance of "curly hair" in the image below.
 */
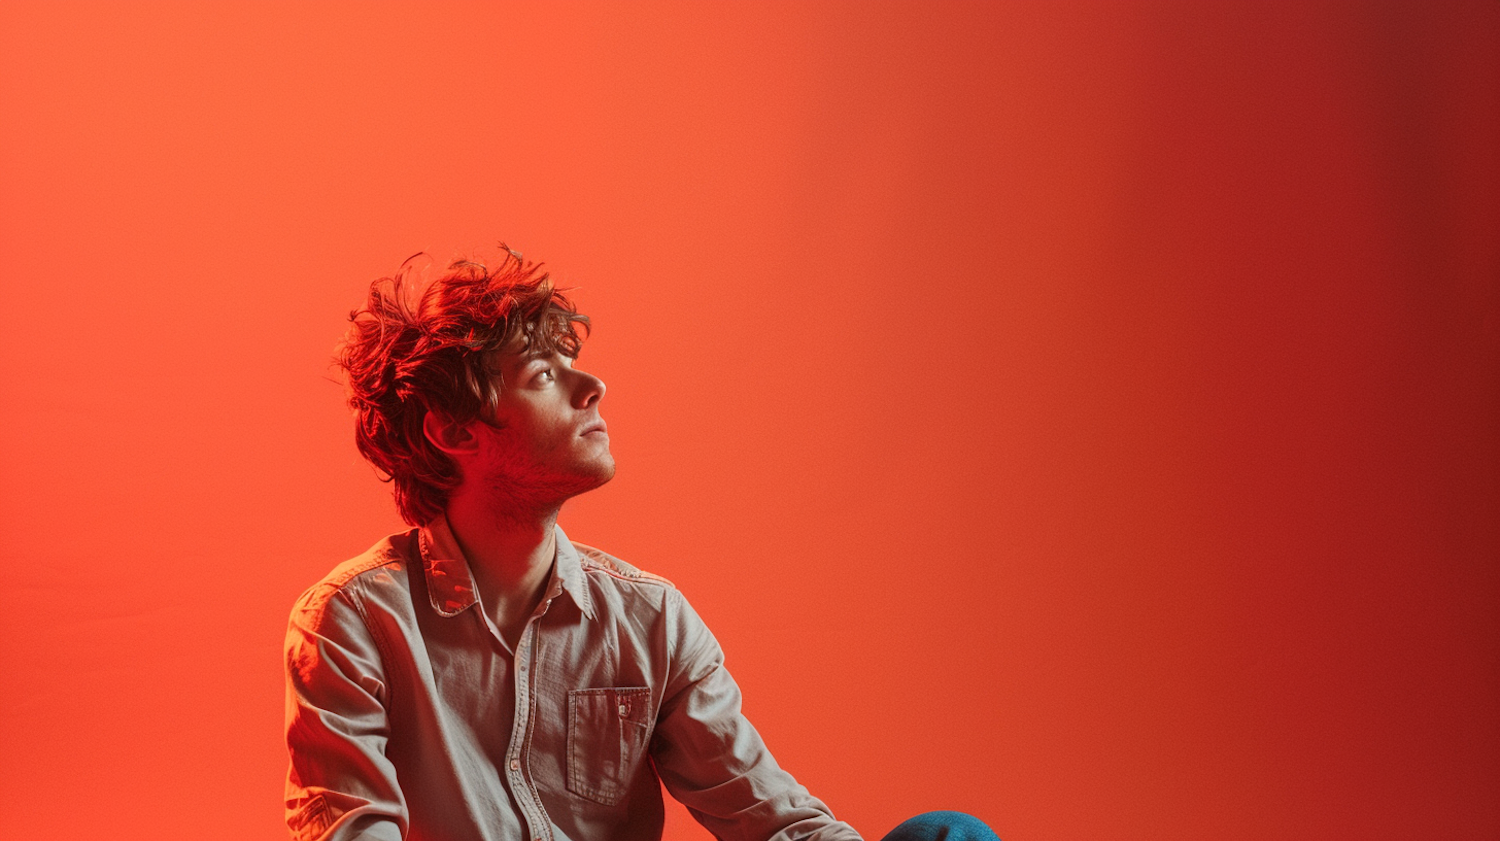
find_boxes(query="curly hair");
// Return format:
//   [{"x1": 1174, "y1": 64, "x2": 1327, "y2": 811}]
[{"x1": 336, "y1": 246, "x2": 590, "y2": 525}]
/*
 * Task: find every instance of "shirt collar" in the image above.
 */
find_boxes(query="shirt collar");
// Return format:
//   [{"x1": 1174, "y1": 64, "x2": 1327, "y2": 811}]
[
  {"x1": 551, "y1": 529, "x2": 594, "y2": 620},
  {"x1": 418, "y1": 515, "x2": 594, "y2": 620}
]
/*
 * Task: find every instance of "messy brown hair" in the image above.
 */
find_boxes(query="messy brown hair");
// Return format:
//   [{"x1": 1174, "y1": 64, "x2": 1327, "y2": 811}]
[{"x1": 336, "y1": 246, "x2": 589, "y2": 525}]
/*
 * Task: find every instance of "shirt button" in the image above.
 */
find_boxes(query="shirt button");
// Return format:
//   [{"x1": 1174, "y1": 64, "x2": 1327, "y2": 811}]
[
  {"x1": 618, "y1": 703, "x2": 628, "y2": 716},
  {"x1": 509, "y1": 759, "x2": 520, "y2": 771}
]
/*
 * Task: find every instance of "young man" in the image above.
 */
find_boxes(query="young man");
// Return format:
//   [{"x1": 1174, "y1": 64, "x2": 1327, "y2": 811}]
[{"x1": 284, "y1": 248, "x2": 998, "y2": 841}]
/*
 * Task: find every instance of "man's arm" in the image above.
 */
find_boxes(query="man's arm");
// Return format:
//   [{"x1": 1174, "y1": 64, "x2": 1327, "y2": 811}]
[
  {"x1": 284, "y1": 583, "x2": 407, "y2": 841},
  {"x1": 651, "y1": 588, "x2": 863, "y2": 841}
]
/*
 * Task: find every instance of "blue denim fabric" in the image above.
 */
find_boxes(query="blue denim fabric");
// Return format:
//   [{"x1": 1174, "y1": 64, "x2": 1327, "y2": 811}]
[{"x1": 879, "y1": 811, "x2": 1000, "y2": 841}]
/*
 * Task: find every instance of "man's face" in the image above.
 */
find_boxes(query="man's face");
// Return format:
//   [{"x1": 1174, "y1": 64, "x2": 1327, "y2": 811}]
[{"x1": 469, "y1": 342, "x2": 615, "y2": 506}]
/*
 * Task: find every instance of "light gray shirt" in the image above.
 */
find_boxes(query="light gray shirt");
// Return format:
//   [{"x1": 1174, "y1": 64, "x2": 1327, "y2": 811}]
[{"x1": 284, "y1": 518, "x2": 859, "y2": 841}]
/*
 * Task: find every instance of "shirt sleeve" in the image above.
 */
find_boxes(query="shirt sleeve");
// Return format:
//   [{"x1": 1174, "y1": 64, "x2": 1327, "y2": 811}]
[
  {"x1": 651, "y1": 588, "x2": 863, "y2": 841},
  {"x1": 284, "y1": 582, "x2": 408, "y2": 841}
]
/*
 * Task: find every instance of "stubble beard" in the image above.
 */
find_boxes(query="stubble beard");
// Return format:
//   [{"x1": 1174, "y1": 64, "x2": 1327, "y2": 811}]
[{"x1": 481, "y1": 445, "x2": 616, "y2": 518}]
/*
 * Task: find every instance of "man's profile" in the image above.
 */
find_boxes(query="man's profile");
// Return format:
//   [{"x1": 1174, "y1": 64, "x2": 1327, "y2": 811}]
[{"x1": 283, "y1": 247, "x2": 998, "y2": 841}]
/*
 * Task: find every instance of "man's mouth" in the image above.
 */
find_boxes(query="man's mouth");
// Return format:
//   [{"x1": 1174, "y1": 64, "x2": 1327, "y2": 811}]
[{"x1": 580, "y1": 420, "x2": 608, "y2": 437}]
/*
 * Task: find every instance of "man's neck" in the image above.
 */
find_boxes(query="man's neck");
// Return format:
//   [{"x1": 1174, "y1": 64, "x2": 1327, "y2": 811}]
[{"x1": 442, "y1": 489, "x2": 561, "y2": 648}]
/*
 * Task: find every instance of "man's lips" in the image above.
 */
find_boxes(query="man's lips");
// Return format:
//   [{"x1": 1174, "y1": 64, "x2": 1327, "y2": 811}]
[{"x1": 580, "y1": 420, "x2": 608, "y2": 436}]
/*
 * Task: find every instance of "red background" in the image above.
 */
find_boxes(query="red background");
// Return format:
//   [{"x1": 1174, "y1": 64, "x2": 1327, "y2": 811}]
[{"x1": 1, "y1": 2, "x2": 1496, "y2": 839}]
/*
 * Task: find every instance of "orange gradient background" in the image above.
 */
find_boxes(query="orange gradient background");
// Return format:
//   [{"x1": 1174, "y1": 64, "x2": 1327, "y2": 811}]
[{"x1": 1, "y1": 3, "x2": 1496, "y2": 840}]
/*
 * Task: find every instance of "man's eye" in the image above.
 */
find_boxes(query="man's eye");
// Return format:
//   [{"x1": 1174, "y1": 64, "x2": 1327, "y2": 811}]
[{"x1": 535, "y1": 370, "x2": 555, "y2": 384}]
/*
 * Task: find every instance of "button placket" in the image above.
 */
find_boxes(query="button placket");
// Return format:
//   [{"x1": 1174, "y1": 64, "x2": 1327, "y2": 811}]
[
  {"x1": 513, "y1": 625, "x2": 531, "y2": 760},
  {"x1": 509, "y1": 624, "x2": 552, "y2": 841}
]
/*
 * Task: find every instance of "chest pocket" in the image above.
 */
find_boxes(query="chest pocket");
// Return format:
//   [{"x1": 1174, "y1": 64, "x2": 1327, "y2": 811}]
[{"x1": 566, "y1": 686, "x2": 653, "y2": 806}]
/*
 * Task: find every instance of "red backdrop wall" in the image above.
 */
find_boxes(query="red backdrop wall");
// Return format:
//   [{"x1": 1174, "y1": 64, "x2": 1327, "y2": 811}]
[{"x1": 1, "y1": 2, "x2": 1496, "y2": 839}]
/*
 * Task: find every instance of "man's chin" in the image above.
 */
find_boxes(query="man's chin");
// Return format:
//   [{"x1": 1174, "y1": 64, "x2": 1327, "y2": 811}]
[
  {"x1": 571, "y1": 457, "x2": 616, "y2": 495},
  {"x1": 591, "y1": 457, "x2": 618, "y2": 488}
]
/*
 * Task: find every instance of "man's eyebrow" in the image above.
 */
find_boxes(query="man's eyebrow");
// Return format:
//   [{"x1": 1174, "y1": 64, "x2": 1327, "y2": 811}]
[{"x1": 515, "y1": 351, "x2": 565, "y2": 372}]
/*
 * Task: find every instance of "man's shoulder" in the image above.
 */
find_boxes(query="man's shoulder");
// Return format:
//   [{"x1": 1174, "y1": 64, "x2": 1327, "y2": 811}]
[
  {"x1": 570, "y1": 541, "x2": 676, "y2": 589},
  {"x1": 294, "y1": 531, "x2": 418, "y2": 616}
]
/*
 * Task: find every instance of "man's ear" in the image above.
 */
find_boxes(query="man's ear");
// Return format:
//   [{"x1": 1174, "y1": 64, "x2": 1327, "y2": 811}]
[{"x1": 422, "y1": 410, "x2": 480, "y2": 457}]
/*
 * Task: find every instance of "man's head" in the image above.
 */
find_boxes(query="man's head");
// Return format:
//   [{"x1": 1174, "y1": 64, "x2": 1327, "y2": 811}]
[{"x1": 338, "y1": 247, "x2": 611, "y2": 526}]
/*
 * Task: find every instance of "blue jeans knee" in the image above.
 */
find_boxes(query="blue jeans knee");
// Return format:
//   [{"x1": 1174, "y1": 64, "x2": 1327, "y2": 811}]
[{"x1": 878, "y1": 810, "x2": 1000, "y2": 841}]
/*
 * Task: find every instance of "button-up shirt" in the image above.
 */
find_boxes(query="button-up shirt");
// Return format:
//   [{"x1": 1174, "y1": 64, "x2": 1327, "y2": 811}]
[{"x1": 284, "y1": 518, "x2": 860, "y2": 841}]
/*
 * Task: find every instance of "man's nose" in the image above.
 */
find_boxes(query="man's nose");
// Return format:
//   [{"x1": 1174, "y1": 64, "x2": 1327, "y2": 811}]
[{"x1": 573, "y1": 370, "x2": 605, "y2": 408}]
